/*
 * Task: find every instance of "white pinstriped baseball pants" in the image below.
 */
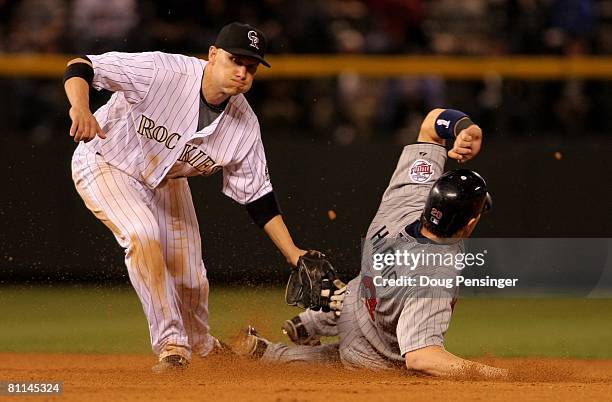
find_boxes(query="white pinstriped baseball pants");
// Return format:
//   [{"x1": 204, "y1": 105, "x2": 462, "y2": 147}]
[{"x1": 71, "y1": 143, "x2": 214, "y2": 361}]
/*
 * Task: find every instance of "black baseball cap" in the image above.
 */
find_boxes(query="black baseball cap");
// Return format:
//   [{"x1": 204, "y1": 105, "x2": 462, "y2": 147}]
[{"x1": 214, "y1": 22, "x2": 271, "y2": 67}]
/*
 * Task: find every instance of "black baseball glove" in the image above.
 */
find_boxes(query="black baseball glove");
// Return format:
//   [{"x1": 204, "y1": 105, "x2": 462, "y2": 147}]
[{"x1": 285, "y1": 250, "x2": 346, "y2": 312}]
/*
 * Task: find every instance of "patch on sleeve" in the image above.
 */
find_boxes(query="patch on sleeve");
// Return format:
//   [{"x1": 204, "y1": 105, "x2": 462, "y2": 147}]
[{"x1": 409, "y1": 159, "x2": 435, "y2": 183}]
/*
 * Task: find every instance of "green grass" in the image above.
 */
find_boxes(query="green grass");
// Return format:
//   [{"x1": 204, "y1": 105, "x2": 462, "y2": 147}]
[
  {"x1": 446, "y1": 298, "x2": 612, "y2": 358},
  {"x1": 0, "y1": 286, "x2": 611, "y2": 358}
]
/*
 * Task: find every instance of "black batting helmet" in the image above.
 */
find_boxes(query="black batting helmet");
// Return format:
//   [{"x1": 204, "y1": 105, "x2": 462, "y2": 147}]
[{"x1": 421, "y1": 169, "x2": 492, "y2": 237}]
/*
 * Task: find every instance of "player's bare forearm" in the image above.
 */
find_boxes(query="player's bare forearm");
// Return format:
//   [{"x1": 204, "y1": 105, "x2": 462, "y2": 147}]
[
  {"x1": 65, "y1": 58, "x2": 93, "y2": 110},
  {"x1": 417, "y1": 108, "x2": 447, "y2": 146},
  {"x1": 65, "y1": 77, "x2": 90, "y2": 111},
  {"x1": 64, "y1": 59, "x2": 106, "y2": 142},
  {"x1": 263, "y1": 215, "x2": 306, "y2": 267},
  {"x1": 405, "y1": 345, "x2": 507, "y2": 379},
  {"x1": 417, "y1": 108, "x2": 483, "y2": 163}
]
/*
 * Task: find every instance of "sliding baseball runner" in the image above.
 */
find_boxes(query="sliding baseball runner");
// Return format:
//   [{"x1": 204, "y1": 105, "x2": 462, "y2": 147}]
[{"x1": 235, "y1": 109, "x2": 507, "y2": 379}]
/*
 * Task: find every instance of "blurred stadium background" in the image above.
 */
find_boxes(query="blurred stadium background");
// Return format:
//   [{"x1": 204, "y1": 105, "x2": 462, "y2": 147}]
[{"x1": 0, "y1": 0, "x2": 610, "y2": 287}]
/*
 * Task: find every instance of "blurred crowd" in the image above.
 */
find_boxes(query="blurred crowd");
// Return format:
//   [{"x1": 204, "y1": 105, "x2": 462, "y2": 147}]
[{"x1": 1, "y1": 0, "x2": 610, "y2": 143}]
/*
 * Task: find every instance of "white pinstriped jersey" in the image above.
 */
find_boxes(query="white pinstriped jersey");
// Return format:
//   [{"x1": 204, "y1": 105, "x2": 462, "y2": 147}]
[
  {"x1": 350, "y1": 143, "x2": 461, "y2": 365},
  {"x1": 83, "y1": 51, "x2": 272, "y2": 204}
]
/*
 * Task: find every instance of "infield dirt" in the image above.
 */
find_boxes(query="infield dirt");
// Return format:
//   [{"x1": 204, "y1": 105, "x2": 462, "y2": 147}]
[{"x1": 1, "y1": 353, "x2": 611, "y2": 402}]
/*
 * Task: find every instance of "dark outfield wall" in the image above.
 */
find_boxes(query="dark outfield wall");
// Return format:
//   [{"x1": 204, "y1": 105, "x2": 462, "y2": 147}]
[{"x1": 0, "y1": 135, "x2": 610, "y2": 285}]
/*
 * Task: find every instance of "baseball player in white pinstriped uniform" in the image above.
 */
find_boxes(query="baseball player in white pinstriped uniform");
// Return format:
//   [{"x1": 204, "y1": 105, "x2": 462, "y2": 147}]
[
  {"x1": 64, "y1": 22, "x2": 311, "y2": 373},
  {"x1": 236, "y1": 109, "x2": 508, "y2": 378}
]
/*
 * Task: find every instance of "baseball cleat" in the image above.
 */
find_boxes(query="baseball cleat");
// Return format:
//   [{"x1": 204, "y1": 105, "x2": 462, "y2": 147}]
[
  {"x1": 151, "y1": 354, "x2": 189, "y2": 374},
  {"x1": 282, "y1": 316, "x2": 321, "y2": 346},
  {"x1": 232, "y1": 326, "x2": 269, "y2": 358}
]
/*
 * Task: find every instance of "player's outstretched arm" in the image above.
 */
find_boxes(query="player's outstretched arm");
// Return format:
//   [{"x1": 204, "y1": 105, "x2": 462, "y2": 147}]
[
  {"x1": 417, "y1": 108, "x2": 483, "y2": 163},
  {"x1": 405, "y1": 345, "x2": 507, "y2": 379},
  {"x1": 263, "y1": 215, "x2": 307, "y2": 267},
  {"x1": 64, "y1": 58, "x2": 106, "y2": 143}
]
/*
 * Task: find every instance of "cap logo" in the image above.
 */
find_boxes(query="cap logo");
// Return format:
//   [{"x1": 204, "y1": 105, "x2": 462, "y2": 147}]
[
  {"x1": 247, "y1": 30, "x2": 259, "y2": 49},
  {"x1": 409, "y1": 159, "x2": 434, "y2": 183}
]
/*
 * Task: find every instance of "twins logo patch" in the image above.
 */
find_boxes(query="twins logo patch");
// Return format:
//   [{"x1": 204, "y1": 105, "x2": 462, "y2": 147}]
[{"x1": 409, "y1": 159, "x2": 434, "y2": 183}]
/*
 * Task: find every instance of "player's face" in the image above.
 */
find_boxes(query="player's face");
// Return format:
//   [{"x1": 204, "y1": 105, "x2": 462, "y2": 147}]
[{"x1": 210, "y1": 48, "x2": 259, "y2": 95}]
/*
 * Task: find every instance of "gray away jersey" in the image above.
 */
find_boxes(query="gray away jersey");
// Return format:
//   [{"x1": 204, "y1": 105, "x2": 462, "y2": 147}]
[{"x1": 348, "y1": 143, "x2": 462, "y2": 365}]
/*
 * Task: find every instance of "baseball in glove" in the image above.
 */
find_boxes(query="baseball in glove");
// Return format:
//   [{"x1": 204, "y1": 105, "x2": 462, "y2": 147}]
[{"x1": 285, "y1": 250, "x2": 346, "y2": 312}]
